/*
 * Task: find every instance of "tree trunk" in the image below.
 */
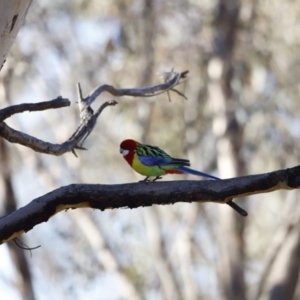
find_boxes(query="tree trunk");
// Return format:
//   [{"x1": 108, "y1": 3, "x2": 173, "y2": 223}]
[
  {"x1": 0, "y1": 139, "x2": 36, "y2": 300},
  {"x1": 208, "y1": 1, "x2": 247, "y2": 299},
  {"x1": 0, "y1": 0, "x2": 33, "y2": 70}
]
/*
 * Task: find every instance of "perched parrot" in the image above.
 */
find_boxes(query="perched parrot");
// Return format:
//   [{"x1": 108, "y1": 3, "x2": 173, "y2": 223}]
[{"x1": 119, "y1": 139, "x2": 247, "y2": 216}]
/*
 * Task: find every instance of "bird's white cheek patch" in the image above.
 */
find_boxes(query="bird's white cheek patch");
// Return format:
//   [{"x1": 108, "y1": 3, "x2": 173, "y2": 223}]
[{"x1": 122, "y1": 149, "x2": 129, "y2": 156}]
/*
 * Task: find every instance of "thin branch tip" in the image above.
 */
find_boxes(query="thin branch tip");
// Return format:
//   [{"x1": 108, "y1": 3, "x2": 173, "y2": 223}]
[
  {"x1": 71, "y1": 149, "x2": 78, "y2": 157},
  {"x1": 76, "y1": 82, "x2": 83, "y2": 102},
  {"x1": 108, "y1": 100, "x2": 118, "y2": 105},
  {"x1": 180, "y1": 70, "x2": 189, "y2": 79},
  {"x1": 227, "y1": 200, "x2": 248, "y2": 217},
  {"x1": 170, "y1": 88, "x2": 188, "y2": 100},
  {"x1": 74, "y1": 145, "x2": 87, "y2": 150},
  {"x1": 13, "y1": 238, "x2": 41, "y2": 257}
]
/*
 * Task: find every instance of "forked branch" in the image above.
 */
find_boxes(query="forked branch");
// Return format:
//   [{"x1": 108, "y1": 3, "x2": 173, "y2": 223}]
[{"x1": 0, "y1": 70, "x2": 188, "y2": 155}]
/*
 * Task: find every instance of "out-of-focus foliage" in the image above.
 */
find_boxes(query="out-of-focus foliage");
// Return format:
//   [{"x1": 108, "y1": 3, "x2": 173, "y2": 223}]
[{"x1": 1, "y1": 0, "x2": 300, "y2": 299}]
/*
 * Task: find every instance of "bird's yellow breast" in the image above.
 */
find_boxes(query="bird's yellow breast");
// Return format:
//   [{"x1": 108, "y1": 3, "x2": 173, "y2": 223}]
[{"x1": 132, "y1": 153, "x2": 165, "y2": 177}]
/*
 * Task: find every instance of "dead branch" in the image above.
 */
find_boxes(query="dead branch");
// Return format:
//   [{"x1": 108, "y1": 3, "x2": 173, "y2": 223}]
[
  {"x1": 86, "y1": 70, "x2": 188, "y2": 105},
  {"x1": 0, "y1": 97, "x2": 70, "y2": 121},
  {"x1": 0, "y1": 165, "x2": 300, "y2": 245},
  {"x1": 0, "y1": 70, "x2": 188, "y2": 156},
  {"x1": 0, "y1": 98, "x2": 117, "y2": 155}
]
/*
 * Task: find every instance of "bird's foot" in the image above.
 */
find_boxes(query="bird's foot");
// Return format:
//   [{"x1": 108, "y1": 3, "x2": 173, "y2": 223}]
[
  {"x1": 139, "y1": 176, "x2": 163, "y2": 182},
  {"x1": 139, "y1": 177, "x2": 150, "y2": 182},
  {"x1": 153, "y1": 176, "x2": 163, "y2": 182}
]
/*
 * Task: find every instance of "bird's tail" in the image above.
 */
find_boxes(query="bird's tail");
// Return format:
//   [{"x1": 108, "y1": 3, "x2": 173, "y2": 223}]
[
  {"x1": 176, "y1": 166, "x2": 220, "y2": 180},
  {"x1": 177, "y1": 167, "x2": 248, "y2": 216}
]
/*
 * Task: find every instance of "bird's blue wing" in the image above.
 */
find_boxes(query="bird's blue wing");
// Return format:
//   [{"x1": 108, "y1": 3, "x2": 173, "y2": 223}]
[
  {"x1": 138, "y1": 155, "x2": 172, "y2": 166},
  {"x1": 136, "y1": 144, "x2": 189, "y2": 167}
]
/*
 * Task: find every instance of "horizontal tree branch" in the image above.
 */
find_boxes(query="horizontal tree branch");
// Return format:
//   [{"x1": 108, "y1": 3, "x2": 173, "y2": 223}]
[
  {"x1": 1, "y1": 165, "x2": 300, "y2": 245},
  {"x1": 0, "y1": 96, "x2": 70, "y2": 122}
]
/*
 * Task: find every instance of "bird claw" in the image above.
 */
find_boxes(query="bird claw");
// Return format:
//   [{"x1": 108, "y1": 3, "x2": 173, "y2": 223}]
[
  {"x1": 139, "y1": 177, "x2": 150, "y2": 183},
  {"x1": 139, "y1": 176, "x2": 162, "y2": 182},
  {"x1": 153, "y1": 176, "x2": 162, "y2": 182}
]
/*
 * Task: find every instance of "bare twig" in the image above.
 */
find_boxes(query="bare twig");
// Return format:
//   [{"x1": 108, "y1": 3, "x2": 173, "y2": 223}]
[
  {"x1": 86, "y1": 70, "x2": 188, "y2": 105},
  {"x1": 1, "y1": 165, "x2": 300, "y2": 245},
  {"x1": 0, "y1": 100, "x2": 117, "y2": 155},
  {"x1": 13, "y1": 238, "x2": 41, "y2": 257},
  {"x1": 0, "y1": 97, "x2": 70, "y2": 122},
  {"x1": 170, "y1": 88, "x2": 188, "y2": 100}
]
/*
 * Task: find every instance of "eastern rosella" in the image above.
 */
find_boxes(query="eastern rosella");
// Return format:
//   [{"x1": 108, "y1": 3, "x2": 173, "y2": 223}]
[{"x1": 119, "y1": 139, "x2": 247, "y2": 216}]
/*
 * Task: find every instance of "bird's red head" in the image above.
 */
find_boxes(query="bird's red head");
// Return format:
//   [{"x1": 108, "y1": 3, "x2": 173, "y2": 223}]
[
  {"x1": 119, "y1": 139, "x2": 138, "y2": 165},
  {"x1": 120, "y1": 139, "x2": 138, "y2": 151}
]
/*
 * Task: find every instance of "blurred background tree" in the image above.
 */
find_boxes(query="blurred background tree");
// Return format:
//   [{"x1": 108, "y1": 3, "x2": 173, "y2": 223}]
[{"x1": 1, "y1": 0, "x2": 300, "y2": 299}]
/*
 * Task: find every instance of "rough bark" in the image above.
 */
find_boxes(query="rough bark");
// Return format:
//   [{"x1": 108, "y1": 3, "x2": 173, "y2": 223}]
[{"x1": 0, "y1": 165, "x2": 300, "y2": 245}]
